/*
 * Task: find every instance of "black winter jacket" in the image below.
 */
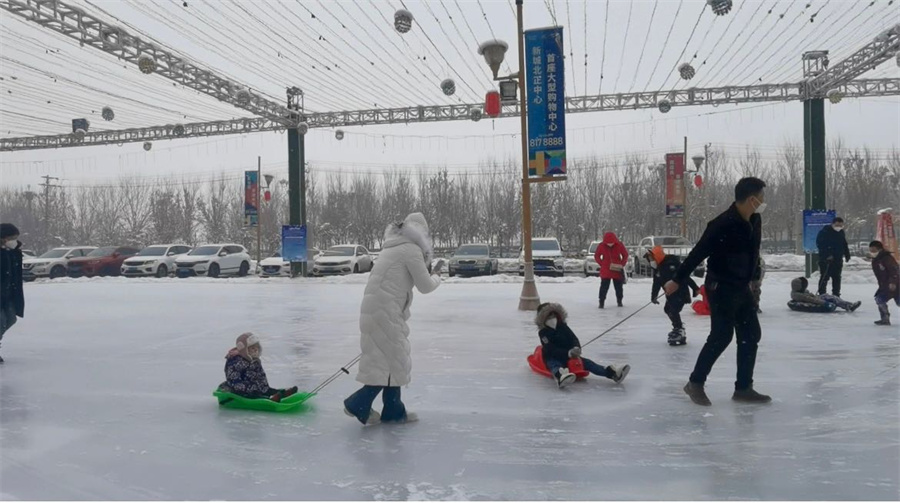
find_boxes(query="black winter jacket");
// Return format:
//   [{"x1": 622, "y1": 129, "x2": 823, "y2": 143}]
[
  {"x1": 652, "y1": 255, "x2": 699, "y2": 302},
  {"x1": 676, "y1": 203, "x2": 761, "y2": 287},
  {"x1": 0, "y1": 245, "x2": 25, "y2": 317},
  {"x1": 535, "y1": 303, "x2": 580, "y2": 365},
  {"x1": 816, "y1": 226, "x2": 850, "y2": 262}
]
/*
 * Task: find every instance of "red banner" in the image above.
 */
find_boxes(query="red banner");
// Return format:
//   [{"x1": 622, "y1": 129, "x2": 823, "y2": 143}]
[
  {"x1": 665, "y1": 153, "x2": 685, "y2": 217},
  {"x1": 876, "y1": 210, "x2": 898, "y2": 257}
]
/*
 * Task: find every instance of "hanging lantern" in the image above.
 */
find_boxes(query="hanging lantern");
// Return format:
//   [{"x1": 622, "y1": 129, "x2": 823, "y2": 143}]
[
  {"x1": 335, "y1": 129, "x2": 345, "y2": 141},
  {"x1": 297, "y1": 122, "x2": 309, "y2": 135},
  {"x1": 658, "y1": 99, "x2": 672, "y2": 114},
  {"x1": 137, "y1": 54, "x2": 157, "y2": 74},
  {"x1": 394, "y1": 9, "x2": 414, "y2": 33},
  {"x1": 827, "y1": 89, "x2": 843, "y2": 104},
  {"x1": 143, "y1": 142, "x2": 152, "y2": 151},
  {"x1": 101, "y1": 106, "x2": 114, "y2": 121},
  {"x1": 440, "y1": 78, "x2": 456, "y2": 96},
  {"x1": 678, "y1": 63, "x2": 696, "y2": 80},
  {"x1": 172, "y1": 124, "x2": 186, "y2": 136},
  {"x1": 485, "y1": 90, "x2": 501, "y2": 118},
  {"x1": 706, "y1": 0, "x2": 733, "y2": 16},
  {"x1": 264, "y1": 190, "x2": 271, "y2": 202},
  {"x1": 694, "y1": 174, "x2": 703, "y2": 189},
  {"x1": 73, "y1": 128, "x2": 86, "y2": 140},
  {"x1": 469, "y1": 107, "x2": 483, "y2": 122},
  {"x1": 235, "y1": 88, "x2": 251, "y2": 105}
]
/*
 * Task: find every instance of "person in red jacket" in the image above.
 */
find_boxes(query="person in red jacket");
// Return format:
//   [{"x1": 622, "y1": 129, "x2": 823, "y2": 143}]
[{"x1": 594, "y1": 232, "x2": 629, "y2": 308}]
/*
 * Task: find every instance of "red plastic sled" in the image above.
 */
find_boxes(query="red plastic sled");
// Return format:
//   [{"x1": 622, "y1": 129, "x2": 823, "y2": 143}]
[
  {"x1": 527, "y1": 345, "x2": 590, "y2": 380},
  {"x1": 692, "y1": 285, "x2": 711, "y2": 315}
]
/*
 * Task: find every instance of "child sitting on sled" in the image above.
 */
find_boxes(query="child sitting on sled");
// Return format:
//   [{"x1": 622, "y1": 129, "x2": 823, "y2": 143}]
[
  {"x1": 536, "y1": 303, "x2": 630, "y2": 388},
  {"x1": 218, "y1": 332, "x2": 297, "y2": 402},
  {"x1": 789, "y1": 277, "x2": 861, "y2": 312}
]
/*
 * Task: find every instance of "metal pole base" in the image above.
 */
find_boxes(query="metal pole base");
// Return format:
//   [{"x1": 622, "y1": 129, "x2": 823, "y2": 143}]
[{"x1": 518, "y1": 262, "x2": 541, "y2": 311}]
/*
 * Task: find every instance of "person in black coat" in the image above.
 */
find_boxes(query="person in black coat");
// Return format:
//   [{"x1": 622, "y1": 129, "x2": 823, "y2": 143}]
[
  {"x1": 647, "y1": 246, "x2": 699, "y2": 345},
  {"x1": 535, "y1": 303, "x2": 629, "y2": 388},
  {"x1": 0, "y1": 223, "x2": 25, "y2": 363},
  {"x1": 816, "y1": 216, "x2": 851, "y2": 297},
  {"x1": 663, "y1": 177, "x2": 770, "y2": 406}
]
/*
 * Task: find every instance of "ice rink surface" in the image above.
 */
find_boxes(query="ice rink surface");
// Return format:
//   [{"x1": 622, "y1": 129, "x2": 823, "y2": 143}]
[{"x1": 1, "y1": 272, "x2": 897, "y2": 500}]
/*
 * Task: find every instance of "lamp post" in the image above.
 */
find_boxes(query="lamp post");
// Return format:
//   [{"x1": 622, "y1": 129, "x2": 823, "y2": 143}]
[
  {"x1": 682, "y1": 143, "x2": 709, "y2": 238},
  {"x1": 479, "y1": 0, "x2": 540, "y2": 310},
  {"x1": 256, "y1": 156, "x2": 273, "y2": 270}
]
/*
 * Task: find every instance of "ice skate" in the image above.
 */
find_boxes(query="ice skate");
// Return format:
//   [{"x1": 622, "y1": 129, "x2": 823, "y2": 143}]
[
  {"x1": 684, "y1": 382, "x2": 711, "y2": 406},
  {"x1": 607, "y1": 364, "x2": 630, "y2": 383},
  {"x1": 732, "y1": 388, "x2": 772, "y2": 404},
  {"x1": 555, "y1": 367, "x2": 577, "y2": 388},
  {"x1": 667, "y1": 328, "x2": 686, "y2": 346}
]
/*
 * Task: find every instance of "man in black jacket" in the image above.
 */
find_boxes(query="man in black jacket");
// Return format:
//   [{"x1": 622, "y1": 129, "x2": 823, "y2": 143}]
[
  {"x1": 663, "y1": 178, "x2": 770, "y2": 406},
  {"x1": 815, "y1": 216, "x2": 851, "y2": 297},
  {"x1": 0, "y1": 223, "x2": 25, "y2": 363}
]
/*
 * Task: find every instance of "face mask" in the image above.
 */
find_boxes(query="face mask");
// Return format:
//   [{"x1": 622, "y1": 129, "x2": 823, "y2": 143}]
[
  {"x1": 833, "y1": 225, "x2": 843, "y2": 232},
  {"x1": 606, "y1": 243, "x2": 614, "y2": 248},
  {"x1": 752, "y1": 197, "x2": 767, "y2": 214},
  {"x1": 870, "y1": 251, "x2": 879, "y2": 258},
  {"x1": 546, "y1": 317, "x2": 558, "y2": 329},
  {"x1": 4, "y1": 239, "x2": 18, "y2": 250},
  {"x1": 650, "y1": 260, "x2": 658, "y2": 269}
]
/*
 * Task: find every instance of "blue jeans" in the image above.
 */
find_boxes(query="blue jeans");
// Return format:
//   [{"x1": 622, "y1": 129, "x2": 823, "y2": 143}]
[
  {"x1": 545, "y1": 357, "x2": 613, "y2": 379},
  {"x1": 344, "y1": 385, "x2": 407, "y2": 424}
]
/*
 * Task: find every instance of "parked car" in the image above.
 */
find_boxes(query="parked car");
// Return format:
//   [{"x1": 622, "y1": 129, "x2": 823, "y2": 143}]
[
  {"x1": 518, "y1": 237, "x2": 565, "y2": 277},
  {"x1": 634, "y1": 235, "x2": 705, "y2": 277},
  {"x1": 582, "y1": 241, "x2": 635, "y2": 277},
  {"x1": 175, "y1": 244, "x2": 251, "y2": 278},
  {"x1": 448, "y1": 243, "x2": 499, "y2": 277},
  {"x1": 67, "y1": 246, "x2": 141, "y2": 278},
  {"x1": 258, "y1": 252, "x2": 291, "y2": 278},
  {"x1": 121, "y1": 244, "x2": 192, "y2": 278},
  {"x1": 22, "y1": 246, "x2": 96, "y2": 280},
  {"x1": 22, "y1": 249, "x2": 36, "y2": 259},
  {"x1": 312, "y1": 245, "x2": 373, "y2": 276}
]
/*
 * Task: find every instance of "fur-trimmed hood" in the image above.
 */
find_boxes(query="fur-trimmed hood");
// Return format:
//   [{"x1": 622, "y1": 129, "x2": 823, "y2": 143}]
[
  {"x1": 535, "y1": 302, "x2": 568, "y2": 329},
  {"x1": 382, "y1": 212, "x2": 433, "y2": 262},
  {"x1": 791, "y1": 277, "x2": 808, "y2": 293}
]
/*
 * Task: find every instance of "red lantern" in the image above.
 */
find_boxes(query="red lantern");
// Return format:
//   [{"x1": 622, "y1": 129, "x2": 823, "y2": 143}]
[
  {"x1": 694, "y1": 174, "x2": 703, "y2": 188},
  {"x1": 485, "y1": 90, "x2": 501, "y2": 118},
  {"x1": 264, "y1": 190, "x2": 271, "y2": 202}
]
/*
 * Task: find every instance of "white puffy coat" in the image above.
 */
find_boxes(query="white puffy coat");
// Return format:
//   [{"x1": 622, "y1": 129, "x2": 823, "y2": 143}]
[{"x1": 356, "y1": 214, "x2": 440, "y2": 387}]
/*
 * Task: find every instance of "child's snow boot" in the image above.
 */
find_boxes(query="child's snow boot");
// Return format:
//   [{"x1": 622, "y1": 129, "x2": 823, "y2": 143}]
[
  {"x1": 667, "y1": 328, "x2": 686, "y2": 346},
  {"x1": 607, "y1": 364, "x2": 630, "y2": 383},
  {"x1": 555, "y1": 368, "x2": 577, "y2": 388},
  {"x1": 849, "y1": 301, "x2": 862, "y2": 312}
]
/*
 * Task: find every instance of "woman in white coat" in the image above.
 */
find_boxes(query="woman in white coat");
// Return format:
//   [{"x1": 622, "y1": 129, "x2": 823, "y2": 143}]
[{"x1": 343, "y1": 213, "x2": 444, "y2": 425}]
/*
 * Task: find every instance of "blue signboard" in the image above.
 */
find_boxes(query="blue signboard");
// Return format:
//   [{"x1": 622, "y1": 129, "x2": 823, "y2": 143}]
[
  {"x1": 803, "y1": 209, "x2": 836, "y2": 254},
  {"x1": 281, "y1": 225, "x2": 307, "y2": 262},
  {"x1": 525, "y1": 26, "x2": 566, "y2": 179}
]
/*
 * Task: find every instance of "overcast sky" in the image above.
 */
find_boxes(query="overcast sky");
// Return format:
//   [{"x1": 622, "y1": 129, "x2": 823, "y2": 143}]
[{"x1": 1, "y1": 0, "x2": 898, "y2": 189}]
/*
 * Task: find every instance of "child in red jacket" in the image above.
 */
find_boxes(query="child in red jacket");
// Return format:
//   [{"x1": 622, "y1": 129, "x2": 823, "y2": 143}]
[
  {"x1": 594, "y1": 232, "x2": 629, "y2": 308},
  {"x1": 869, "y1": 240, "x2": 900, "y2": 326}
]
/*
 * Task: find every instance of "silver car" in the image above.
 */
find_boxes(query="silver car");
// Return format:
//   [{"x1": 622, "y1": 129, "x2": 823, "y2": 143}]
[{"x1": 448, "y1": 243, "x2": 499, "y2": 277}]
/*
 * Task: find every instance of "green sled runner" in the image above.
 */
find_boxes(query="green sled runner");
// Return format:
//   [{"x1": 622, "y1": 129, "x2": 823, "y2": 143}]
[{"x1": 213, "y1": 389, "x2": 316, "y2": 412}]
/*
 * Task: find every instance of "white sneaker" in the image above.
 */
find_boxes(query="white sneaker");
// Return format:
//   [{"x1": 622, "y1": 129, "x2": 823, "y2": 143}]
[
  {"x1": 610, "y1": 364, "x2": 631, "y2": 384},
  {"x1": 383, "y1": 411, "x2": 418, "y2": 424},
  {"x1": 344, "y1": 407, "x2": 381, "y2": 425},
  {"x1": 556, "y1": 368, "x2": 577, "y2": 388}
]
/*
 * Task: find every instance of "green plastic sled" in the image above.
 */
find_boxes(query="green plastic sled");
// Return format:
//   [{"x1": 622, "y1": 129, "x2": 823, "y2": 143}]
[{"x1": 213, "y1": 389, "x2": 316, "y2": 412}]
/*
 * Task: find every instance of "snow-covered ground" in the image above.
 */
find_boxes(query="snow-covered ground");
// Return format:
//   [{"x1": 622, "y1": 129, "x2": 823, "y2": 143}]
[{"x1": 1, "y1": 272, "x2": 897, "y2": 500}]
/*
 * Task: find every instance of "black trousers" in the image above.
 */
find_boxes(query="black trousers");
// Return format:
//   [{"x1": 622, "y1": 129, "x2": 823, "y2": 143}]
[
  {"x1": 664, "y1": 297, "x2": 687, "y2": 329},
  {"x1": 599, "y1": 278, "x2": 624, "y2": 302},
  {"x1": 817, "y1": 259, "x2": 843, "y2": 297},
  {"x1": 689, "y1": 281, "x2": 761, "y2": 390}
]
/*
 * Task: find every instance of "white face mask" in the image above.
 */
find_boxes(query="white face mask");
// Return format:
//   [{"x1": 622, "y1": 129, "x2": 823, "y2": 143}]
[
  {"x1": 870, "y1": 251, "x2": 879, "y2": 258},
  {"x1": 4, "y1": 239, "x2": 18, "y2": 250},
  {"x1": 752, "y1": 197, "x2": 767, "y2": 214},
  {"x1": 650, "y1": 260, "x2": 658, "y2": 269},
  {"x1": 833, "y1": 225, "x2": 843, "y2": 232},
  {"x1": 546, "y1": 317, "x2": 558, "y2": 329}
]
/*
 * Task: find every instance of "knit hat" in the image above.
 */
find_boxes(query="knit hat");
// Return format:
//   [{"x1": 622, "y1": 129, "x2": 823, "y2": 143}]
[
  {"x1": 0, "y1": 223, "x2": 19, "y2": 239},
  {"x1": 232, "y1": 332, "x2": 261, "y2": 361}
]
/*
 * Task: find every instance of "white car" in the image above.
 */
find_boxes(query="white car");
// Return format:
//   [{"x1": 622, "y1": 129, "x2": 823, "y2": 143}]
[
  {"x1": 22, "y1": 249, "x2": 36, "y2": 259},
  {"x1": 121, "y1": 244, "x2": 192, "y2": 278},
  {"x1": 258, "y1": 248, "x2": 321, "y2": 277},
  {"x1": 634, "y1": 235, "x2": 705, "y2": 277},
  {"x1": 518, "y1": 238, "x2": 565, "y2": 277},
  {"x1": 175, "y1": 244, "x2": 252, "y2": 278},
  {"x1": 312, "y1": 244, "x2": 373, "y2": 276},
  {"x1": 22, "y1": 246, "x2": 97, "y2": 281}
]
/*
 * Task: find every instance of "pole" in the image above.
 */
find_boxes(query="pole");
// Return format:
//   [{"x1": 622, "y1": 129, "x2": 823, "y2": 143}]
[
  {"x1": 681, "y1": 136, "x2": 688, "y2": 238},
  {"x1": 256, "y1": 156, "x2": 262, "y2": 269},
  {"x1": 804, "y1": 98, "x2": 827, "y2": 277},
  {"x1": 516, "y1": 0, "x2": 540, "y2": 311},
  {"x1": 299, "y1": 135, "x2": 307, "y2": 278},
  {"x1": 288, "y1": 128, "x2": 303, "y2": 278}
]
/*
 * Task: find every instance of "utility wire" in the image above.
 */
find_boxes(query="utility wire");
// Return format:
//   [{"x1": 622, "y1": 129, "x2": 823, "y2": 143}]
[
  {"x1": 642, "y1": 0, "x2": 684, "y2": 92},
  {"x1": 630, "y1": 1, "x2": 660, "y2": 91},
  {"x1": 611, "y1": 0, "x2": 635, "y2": 92}
]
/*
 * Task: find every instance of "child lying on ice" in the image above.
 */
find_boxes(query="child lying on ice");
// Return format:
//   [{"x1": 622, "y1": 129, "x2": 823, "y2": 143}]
[
  {"x1": 535, "y1": 303, "x2": 630, "y2": 388},
  {"x1": 789, "y1": 277, "x2": 861, "y2": 312},
  {"x1": 218, "y1": 332, "x2": 297, "y2": 402}
]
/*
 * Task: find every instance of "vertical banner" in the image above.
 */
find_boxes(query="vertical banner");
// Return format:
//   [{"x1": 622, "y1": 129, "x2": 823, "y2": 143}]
[
  {"x1": 802, "y1": 209, "x2": 836, "y2": 253},
  {"x1": 876, "y1": 210, "x2": 899, "y2": 257},
  {"x1": 665, "y1": 153, "x2": 685, "y2": 217},
  {"x1": 282, "y1": 225, "x2": 307, "y2": 262},
  {"x1": 244, "y1": 171, "x2": 259, "y2": 227},
  {"x1": 525, "y1": 26, "x2": 566, "y2": 179}
]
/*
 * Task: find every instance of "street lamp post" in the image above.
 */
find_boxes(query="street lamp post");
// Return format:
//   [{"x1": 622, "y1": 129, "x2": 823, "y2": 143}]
[
  {"x1": 479, "y1": 0, "x2": 540, "y2": 310},
  {"x1": 682, "y1": 143, "x2": 710, "y2": 239}
]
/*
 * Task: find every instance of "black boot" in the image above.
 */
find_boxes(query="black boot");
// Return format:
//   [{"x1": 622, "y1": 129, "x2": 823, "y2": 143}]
[
  {"x1": 598, "y1": 298, "x2": 605, "y2": 309},
  {"x1": 875, "y1": 305, "x2": 891, "y2": 326},
  {"x1": 684, "y1": 382, "x2": 711, "y2": 406},
  {"x1": 617, "y1": 298, "x2": 623, "y2": 307},
  {"x1": 732, "y1": 388, "x2": 772, "y2": 403}
]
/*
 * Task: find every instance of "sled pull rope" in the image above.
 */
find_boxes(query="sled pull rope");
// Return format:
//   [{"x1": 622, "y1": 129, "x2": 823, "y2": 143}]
[
  {"x1": 582, "y1": 294, "x2": 666, "y2": 348},
  {"x1": 310, "y1": 354, "x2": 362, "y2": 395}
]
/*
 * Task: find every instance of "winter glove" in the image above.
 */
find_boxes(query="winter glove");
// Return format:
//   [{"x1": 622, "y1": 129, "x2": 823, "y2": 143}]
[
  {"x1": 568, "y1": 347, "x2": 582, "y2": 358},
  {"x1": 431, "y1": 259, "x2": 446, "y2": 275},
  {"x1": 651, "y1": 297, "x2": 660, "y2": 304}
]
